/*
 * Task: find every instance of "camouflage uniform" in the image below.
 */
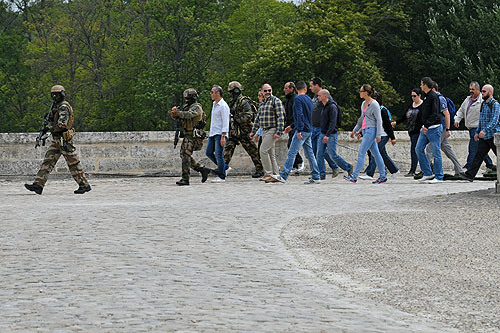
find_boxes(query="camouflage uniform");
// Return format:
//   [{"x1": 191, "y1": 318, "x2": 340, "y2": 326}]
[
  {"x1": 34, "y1": 101, "x2": 89, "y2": 188},
  {"x1": 177, "y1": 102, "x2": 206, "y2": 181},
  {"x1": 224, "y1": 95, "x2": 263, "y2": 173}
]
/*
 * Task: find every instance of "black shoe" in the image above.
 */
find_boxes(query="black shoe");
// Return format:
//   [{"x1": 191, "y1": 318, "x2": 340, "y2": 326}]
[
  {"x1": 24, "y1": 183, "x2": 43, "y2": 195},
  {"x1": 458, "y1": 172, "x2": 473, "y2": 182},
  {"x1": 74, "y1": 184, "x2": 92, "y2": 194},
  {"x1": 252, "y1": 171, "x2": 264, "y2": 178},
  {"x1": 413, "y1": 172, "x2": 423, "y2": 180},
  {"x1": 176, "y1": 178, "x2": 190, "y2": 186},
  {"x1": 200, "y1": 168, "x2": 211, "y2": 183}
]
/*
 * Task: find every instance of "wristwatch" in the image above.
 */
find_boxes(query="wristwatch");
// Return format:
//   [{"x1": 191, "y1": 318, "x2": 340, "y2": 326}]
[{"x1": 446, "y1": 128, "x2": 450, "y2": 131}]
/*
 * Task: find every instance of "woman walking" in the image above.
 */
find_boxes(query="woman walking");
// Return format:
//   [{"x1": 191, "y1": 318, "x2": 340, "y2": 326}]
[
  {"x1": 344, "y1": 84, "x2": 387, "y2": 184},
  {"x1": 391, "y1": 88, "x2": 424, "y2": 177}
]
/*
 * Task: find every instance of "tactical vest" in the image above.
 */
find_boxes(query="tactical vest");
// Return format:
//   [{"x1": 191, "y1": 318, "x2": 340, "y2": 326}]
[
  {"x1": 51, "y1": 101, "x2": 74, "y2": 133},
  {"x1": 180, "y1": 102, "x2": 204, "y2": 132}
]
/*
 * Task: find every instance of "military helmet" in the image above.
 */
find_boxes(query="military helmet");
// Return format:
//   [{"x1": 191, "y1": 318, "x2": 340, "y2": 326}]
[
  {"x1": 183, "y1": 88, "x2": 198, "y2": 99},
  {"x1": 228, "y1": 81, "x2": 243, "y2": 92},
  {"x1": 51, "y1": 85, "x2": 65, "y2": 93}
]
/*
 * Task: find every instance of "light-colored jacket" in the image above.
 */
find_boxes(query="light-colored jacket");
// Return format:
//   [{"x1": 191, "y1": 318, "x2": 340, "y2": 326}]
[
  {"x1": 353, "y1": 100, "x2": 383, "y2": 138},
  {"x1": 455, "y1": 95, "x2": 483, "y2": 129}
]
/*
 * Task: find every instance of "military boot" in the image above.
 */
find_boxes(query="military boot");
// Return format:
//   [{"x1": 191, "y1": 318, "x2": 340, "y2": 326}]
[
  {"x1": 24, "y1": 183, "x2": 43, "y2": 195},
  {"x1": 200, "y1": 167, "x2": 211, "y2": 183},
  {"x1": 74, "y1": 184, "x2": 92, "y2": 194},
  {"x1": 176, "y1": 178, "x2": 190, "y2": 186}
]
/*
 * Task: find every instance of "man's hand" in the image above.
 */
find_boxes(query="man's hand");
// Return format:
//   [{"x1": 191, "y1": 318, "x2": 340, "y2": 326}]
[
  {"x1": 479, "y1": 131, "x2": 486, "y2": 139},
  {"x1": 249, "y1": 133, "x2": 254, "y2": 139},
  {"x1": 376, "y1": 137, "x2": 381, "y2": 143},
  {"x1": 445, "y1": 130, "x2": 451, "y2": 138},
  {"x1": 474, "y1": 133, "x2": 479, "y2": 141},
  {"x1": 220, "y1": 136, "x2": 226, "y2": 146},
  {"x1": 454, "y1": 121, "x2": 459, "y2": 128},
  {"x1": 168, "y1": 106, "x2": 178, "y2": 118},
  {"x1": 297, "y1": 132, "x2": 302, "y2": 139},
  {"x1": 391, "y1": 121, "x2": 396, "y2": 127},
  {"x1": 322, "y1": 135, "x2": 328, "y2": 144},
  {"x1": 350, "y1": 131, "x2": 355, "y2": 138},
  {"x1": 391, "y1": 139, "x2": 396, "y2": 145},
  {"x1": 253, "y1": 134, "x2": 259, "y2": 143},
  {"x1": 284, "y1": 126, "x2": 292, "y2": 134},
  {"x1": 422, "y1": 127, "x2": 428, "y2": 135},
  {"x1": 273, "y1": 134, "x2": 280, "y2": 139}
]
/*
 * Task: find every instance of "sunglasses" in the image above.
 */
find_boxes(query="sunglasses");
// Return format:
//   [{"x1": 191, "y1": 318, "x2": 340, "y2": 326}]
[
  {"x1": 359, "y1": 90, "x2": 365, "y2": 93},
  {"x1": 411, "y1": 94, "x2": 418, "y2": 97},
  {"x1": 263, "y1": 89, "x2": 272, "y2": 92},
  {"x1": 481, "y1": 90, "x2": 487, "y2": 93}
]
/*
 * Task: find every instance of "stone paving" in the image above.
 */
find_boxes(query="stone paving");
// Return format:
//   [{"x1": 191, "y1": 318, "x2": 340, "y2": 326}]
[{"x1": 0, "y1": 174, "x2": 496, "y2": 332}]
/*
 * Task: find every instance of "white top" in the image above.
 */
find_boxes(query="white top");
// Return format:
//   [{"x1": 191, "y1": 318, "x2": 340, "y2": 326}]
[{"x1": 209, "y1": 98, "x2": 230, "y2": 137}]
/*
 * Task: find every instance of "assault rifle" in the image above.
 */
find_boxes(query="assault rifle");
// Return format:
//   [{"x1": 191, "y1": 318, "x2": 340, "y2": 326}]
[
  {"x1": 173, "y1": 118, "x2": 180, "y2": 148},
  {"x1": 35, "y1": 111, "x2": 51, "y2": 149}
]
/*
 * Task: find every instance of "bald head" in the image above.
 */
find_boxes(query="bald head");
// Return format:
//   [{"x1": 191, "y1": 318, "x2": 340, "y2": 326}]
[
  {"x1": 481, "y1": 84, "x2": 494, "y2": 100},
  {"x1": 318, "y1": 89, "x2": 330, "y2": 105}
]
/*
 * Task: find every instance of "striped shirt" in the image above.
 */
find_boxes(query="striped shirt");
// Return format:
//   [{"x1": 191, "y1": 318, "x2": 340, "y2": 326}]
[
  {"x1": 251, "y1": 95, "x2": 285, "y2": 136},
  {"x1": 477, "y1": 97, "x2": 500, "y2": 140}
]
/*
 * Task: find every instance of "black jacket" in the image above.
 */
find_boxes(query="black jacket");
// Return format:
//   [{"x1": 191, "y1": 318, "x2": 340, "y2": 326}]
[
  {"x1": 381, "y1": 106, "x2": 395, "y2": 140},
  {"x1": 284, "y1": 92, "x2": 296, "y2": 127},
  {"x1": 421, "y1": 90, "x2": 441, "y2": 128},
  {"x1": 319, "y1": 100, "x2": 339, "y2": 136},
  {"x1": 395, "y1": 102, "x2": 424, "y2": 135}
]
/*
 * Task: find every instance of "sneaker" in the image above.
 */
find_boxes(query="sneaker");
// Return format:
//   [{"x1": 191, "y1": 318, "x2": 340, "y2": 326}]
[
  {"x1": 458, "y1": 173, "x2": 473, "y2": 182},
  {"x1": 24, "y1": 183, "x2": 43, "y2": 195},
  {"x1": 290, "y1": 167, "x2": 298, "y2": 175},
  {"x1": 348, "y1": 167, "x2": 353, "y2": 176},
  {"x1": 343, "y1": 175, "x2": 357, "y2": 183},
  {"x1": 428, "y1": 178, "x2": 443, "y2": 184},
  {"x1": 225, "y1": 166, "x2": 232, "y2": 175},
  {"x1": 74, "y1": 184, "x2": 92, "y2": 194},
  {"x1": 372, "y1": 177, "x2": 387, "y2": 184},
  {"x1": 390, "y1": 170, "x2": 400, "y2": 179},
  {"x1": 418, "y1": 175, "x2": 434, "y2": 181},
  {"x1": 359, "y1": 175, "x2": 374, "y2": 180},
  {"x1": 304, "y1": 178, "x2": 321, "y2": 184},
  {"x1": 271, "y1": 174, "x2": 286, "y2": 183},
  {"x1": 211, "y1": 177, "x2": 225, "y2": 183},
  {"x1": 297, "y1": 162, "x2": 305, "y2": 172},
  {"x1": 331, "y1": 168, "x2": 339, "y2": 178},
  {"x1": 413, "y1": 172, "x2": 423, "y2": 180},
  {"x1": 404, "y1": 171, "x2": 415, "y2": 177}
]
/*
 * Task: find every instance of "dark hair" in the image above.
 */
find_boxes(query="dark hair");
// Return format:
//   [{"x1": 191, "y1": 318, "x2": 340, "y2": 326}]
[
  {"x1": 421, "y1": 77, "x2": 434, "y2": 88},
  {"x1": 287, "y1": 82, "x2": 296, "y2": 90},
  {"x1": 296, "y1": 81, "x2": 307, "y2": 90},
  {"x1": 361, "y1": 84, "x2": 375, "y2": 97},
  {"x1": 470, "y1": 81, "x2": 480, "y2": 90},
  {"x1": 310, "y1": 77, "x2": 322, "y2": 87},
  {"x1": 412, "y1": 88, "x2": 421, "y2": 96},
  {"x1": 374, "y1": 91, "x2": 383, "y2": 105},
  {"x1": 433, "y1": 81, "x2": 439, "y2": 91},
  {"x1": 212, "y1": 85, "x2": 223, "y2": 96}
]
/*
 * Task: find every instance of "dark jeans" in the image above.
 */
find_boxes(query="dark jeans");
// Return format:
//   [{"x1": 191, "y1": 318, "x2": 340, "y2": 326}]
[
  {"x1": 465, "y1": 128, "x2": 494, "y2": 169},
  {"x1": 287, "y1": 128, "x2": 303, "y2": 168},
  {"x1": 409, "y1": 132, "x2": 420, "y2": 173},
  {"x1": 465, "y1": 137, "x2": 497, "y2": 179},
  {"x1": 365, "y1": 136, "x2": 399, "y2": 177}
]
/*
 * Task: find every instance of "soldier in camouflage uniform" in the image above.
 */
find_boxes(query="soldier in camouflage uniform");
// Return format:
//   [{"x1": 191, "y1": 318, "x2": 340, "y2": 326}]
[
  {"x1": 169, "y1": 88, "x2": 211, "y2": 186},
  {"x1": 224, "y1": 81, "x2": 264, "y2": 178},
  {"x1": 25, "y1": 85, "x2": 91, "y2": 195}
]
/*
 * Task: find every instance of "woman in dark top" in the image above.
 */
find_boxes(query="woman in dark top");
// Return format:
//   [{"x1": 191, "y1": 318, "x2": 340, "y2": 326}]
[
  {"x1": 391, "y1": 88, "x2": 424, "y2": 177},
  {"x1": 361, "y1": 92, "x2": 399, "y2": 179}
]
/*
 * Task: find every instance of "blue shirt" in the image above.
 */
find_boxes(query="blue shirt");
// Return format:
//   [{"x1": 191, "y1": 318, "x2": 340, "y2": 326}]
[
  {"x1": 437, "y1": 93, "x2": 448, "y2": 128},
  {"x1": 477, "y1": 97, "x2": 500, "y2": 140},
  {"x1": 291, "y1": 94, "x2": 313, "y2": 133}
]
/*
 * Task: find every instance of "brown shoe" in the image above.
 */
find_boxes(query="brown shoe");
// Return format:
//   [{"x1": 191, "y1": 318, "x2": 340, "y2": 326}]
[
  {"x1": 265, "y1": 176, "x2": 280, "y2": 183},
  {"x1": 260, "y1": 175, "x2": 272, "y2": 182}
]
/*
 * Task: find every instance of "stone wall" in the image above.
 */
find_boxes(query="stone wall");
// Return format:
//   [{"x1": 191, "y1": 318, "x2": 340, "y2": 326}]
[{"x1": 0, "y1": 131, "x2": 497, "y2": 180}]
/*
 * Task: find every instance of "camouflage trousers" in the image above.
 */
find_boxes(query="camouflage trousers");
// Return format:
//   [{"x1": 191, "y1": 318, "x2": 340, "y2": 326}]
[
  {"x1": 34, "y1": 138, "x2": 89, "y2": 188},
  {"x1": 180, "y1": 135, "x2": 203, "y2": 180},
  {"x1": 223, "y1": 131, "x2": 263, "y2": 172}
]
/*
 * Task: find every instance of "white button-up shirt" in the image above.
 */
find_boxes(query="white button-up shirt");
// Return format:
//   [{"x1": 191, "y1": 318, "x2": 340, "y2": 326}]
[{"x1": 209, "y1": 98, "x2": 230, "y2": 137}]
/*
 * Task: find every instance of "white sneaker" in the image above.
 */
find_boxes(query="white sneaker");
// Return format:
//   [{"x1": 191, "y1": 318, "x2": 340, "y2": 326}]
[
  {"x1": 304, "y1": 178, "x2": 321, "y2": 184},
  {"x1": 225, "y1": 167, "x2": 232, "y2": 174},
  {"x1": 297, "y1": 162, "x2": 305, "y2": 172},
  {"x1": 289, "y1": 168, "x2": 298, "y2": 175},
  {"x1": 359, "y1": 175, "x2": 374, "y2": 180},
  {"x1": 428, "y1": 178, "x2": 443, "y2": 184},
  {"x1": 271, "y1": 174, "x2": 286, "y2": 183},
  {"x1": 211, "y1": 177, "x2": 226, "y2": 183},
  {"x1": 418, "y1": 175, "x2": 434, "y2": 181},
  {"x1": 390, "y1": 170, "x2": 400, "y2": 179}
]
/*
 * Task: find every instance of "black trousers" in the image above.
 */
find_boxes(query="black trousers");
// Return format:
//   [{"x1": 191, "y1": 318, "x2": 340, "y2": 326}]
[
  {"x1": 465, "y1": 137, "x2": 497, "y2": 178},
  {"x1": 287, "y1": 128, "x2": 303, "y2": 168}
]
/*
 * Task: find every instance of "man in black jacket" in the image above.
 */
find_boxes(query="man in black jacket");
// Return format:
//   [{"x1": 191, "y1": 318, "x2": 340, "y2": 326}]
[
  {"x1": 283, "y1": 82, "x2": 304, "y2": 173},
  {"x1": 316, "y1": 89, "x2": 352, "y2": 175},
  {"x1": 416, "y1": 77, "x2": 444, "y2": 183}
]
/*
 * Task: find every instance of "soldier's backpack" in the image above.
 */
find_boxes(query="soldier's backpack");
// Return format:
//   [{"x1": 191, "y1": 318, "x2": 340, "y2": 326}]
[{"x1": 241, "y1": 96, "x2": 259, "y2": 123}]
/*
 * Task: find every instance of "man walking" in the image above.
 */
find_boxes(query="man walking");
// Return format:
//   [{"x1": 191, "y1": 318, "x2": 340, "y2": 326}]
[
  {"x1": 460, "y1": 84, "x2": 500, "y2": 182},
  {"x1": 206, "y1": 85, "x2": 230, "y2": 182},
  {"x1": 283, "y1": 82, "x2": 304, "y2": 173},
  {"x1": 416, "y1": 77, "x2": 444, "y2": 183},
  {"x1": 454, "y1": 81, "x2": 495, "y2": 171},
  {"x1": 250, "y1": 83, "x2": 285, "y2": 181},
  {"x1": 270, "y1": 81, "x2": 320, "y2": 184}
]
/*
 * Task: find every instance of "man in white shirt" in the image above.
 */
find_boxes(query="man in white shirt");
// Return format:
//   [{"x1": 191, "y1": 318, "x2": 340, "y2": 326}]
[{"x1": 206, "y1": 85, "x2": 230, "y2": 182}]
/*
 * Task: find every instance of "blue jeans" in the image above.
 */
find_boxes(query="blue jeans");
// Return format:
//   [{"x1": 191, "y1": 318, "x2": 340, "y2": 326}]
[
  {"x1": 465, "y1": 128, "x2": 493, "y2": 170},
  {"x1": 365, "y1": 136, "x2": 399, "y2": 177},
  {"x1": 409, "y1": 132, "x2": 420, "y2": 173},
  {"x1": 416, "y1": 125, "x2": 443, "y2": 180},
  {"x1": 352, "y1": 128, "x2": 386, "y2": 179},
  {"x1": 317, "y1": 132, "x2": 352, "y2": 172},
  {"x1": 312, "y1": 126, "x2": 338, "y2": 178},
  {"x1": 280, "y1": 131, "x2": 319, "y2": 180},
  {"x1": 206, "y1": 135, "x2": 226, "y2": 179}
]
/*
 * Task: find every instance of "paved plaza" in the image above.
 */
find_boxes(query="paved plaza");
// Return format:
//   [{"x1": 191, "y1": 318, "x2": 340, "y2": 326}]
[{"x1": 0, "y1": 174, "x2": 499, "y2": 332}]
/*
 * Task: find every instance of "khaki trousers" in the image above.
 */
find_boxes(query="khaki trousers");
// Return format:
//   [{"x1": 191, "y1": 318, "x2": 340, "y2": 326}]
[{"x1": 260, "y1": 128, "x2": 279, "y2": 176}]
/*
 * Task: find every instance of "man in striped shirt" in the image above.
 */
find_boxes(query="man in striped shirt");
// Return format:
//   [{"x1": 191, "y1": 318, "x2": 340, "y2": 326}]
[{"x1": 250, "y1": 83, "x2": 285, "y2": 181}]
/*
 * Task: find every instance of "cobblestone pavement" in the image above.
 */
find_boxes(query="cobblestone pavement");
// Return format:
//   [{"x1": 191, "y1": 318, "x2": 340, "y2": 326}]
[{"x1": 0, "y1": 174, "x2": 496, "y2": 332}]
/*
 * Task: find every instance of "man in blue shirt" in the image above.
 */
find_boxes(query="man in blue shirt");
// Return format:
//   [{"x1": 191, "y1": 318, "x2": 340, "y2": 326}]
[
  {"x1": 270, "y1": 81, "x2": 320, "y2": 184},
  {"x1": 460, "y1": 84, "x2": 500, "y2": 181}
]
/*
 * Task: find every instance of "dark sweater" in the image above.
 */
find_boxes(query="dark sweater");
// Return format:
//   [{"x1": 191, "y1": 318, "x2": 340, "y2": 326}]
[
  {"x1": 421, "y1": 90, "x2": 441, "y2": 128},
  {"x1": 395, "y1": 102, "x2": 424, "y2": 135},
  {"x1": 312, "y1": 95, "x2": 333, "y2": 127},
  {"x1": 284, "y1": 91, "x2": 296, "y2": 127},
  {"x1": 319, "y1": 100, "x2": 339, "y2": 136},
  {"x1": 381, "y1": 106, "x2": 395, "y2": 140},
  {"x1": 291, "y1": 94, "x2": 313, "y2": 132}
]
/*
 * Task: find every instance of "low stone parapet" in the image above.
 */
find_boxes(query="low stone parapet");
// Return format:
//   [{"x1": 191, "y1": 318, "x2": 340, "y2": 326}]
[
  {"x1": 495, "y1": 133, "x2": 500, "y2": 193},
  {"x1": 0, "y1": 131, "x2": 492, "y2": 178}
]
